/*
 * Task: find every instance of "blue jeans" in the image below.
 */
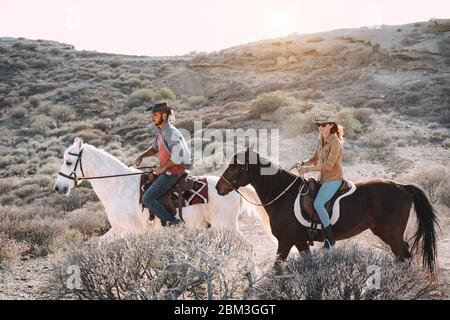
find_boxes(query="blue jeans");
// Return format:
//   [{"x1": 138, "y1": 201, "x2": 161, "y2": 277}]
[
  {"x1": 313, "y1": 179, "x2": 342, "y2": 228},
  {"x1": 142, "y1": 172, "x2": 183, "y2": 222}
]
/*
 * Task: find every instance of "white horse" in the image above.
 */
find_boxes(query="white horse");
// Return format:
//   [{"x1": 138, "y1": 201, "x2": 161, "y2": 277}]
[{"x1": 53, "y1": 137, "x2": 271, "y2": 245}]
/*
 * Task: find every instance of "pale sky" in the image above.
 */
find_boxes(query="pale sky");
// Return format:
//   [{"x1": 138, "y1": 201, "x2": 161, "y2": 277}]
[{"x1": 1, "y1": 0, "x2": 449, "y2": 56}]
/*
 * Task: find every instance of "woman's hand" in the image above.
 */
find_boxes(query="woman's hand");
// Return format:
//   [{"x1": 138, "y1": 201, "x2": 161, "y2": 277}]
[{"x1": 297, "y1": 166, "x2": 310, "y2": 175}]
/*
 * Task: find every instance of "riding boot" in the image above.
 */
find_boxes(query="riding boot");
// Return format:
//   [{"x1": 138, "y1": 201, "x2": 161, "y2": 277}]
[{"x1": 322, "y1": 225, "x2": 336, "y2": 249}]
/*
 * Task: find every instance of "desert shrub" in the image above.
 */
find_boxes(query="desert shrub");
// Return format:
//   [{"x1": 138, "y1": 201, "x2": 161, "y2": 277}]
[
  {"x1": 9, "y1": 107, "x2": 27, "y2": 119},
  {"x1": 365, "y1": 99, "x2": 385, "y2": 109},
  {"x1": 338, "y1": 109, "x2": 362, "y2": 139},
  {"x1": 0, "y1": 206, "x2": 69, "y2": 256},
  {"x1": 127, "y1": 88, "x2": 154, "y2": 108},
  {"x1": 0, "y1": 178, "x2": 19, "y2": 194},
  {"x1": 187, "y1": 95, "x2": 207, "y2": 107},
  {"x1": 352, "y1": 107, "x2": 374, "y2": 124},
  {"x1": 19, "y1": 175, "x2": 54, "y2": 189},
  {"x1": 250, "y1": 91, "x2": 296, "y2": 118},
  {"x1": 76, "y1": 128, "x2": 105, "y2": 141},
  {"x1": 30, "y1": 115, "x2": 57, "y2": 134},
  {"x1": 97, "y1": 70, "x2": 114, "y2": 80},
  {"x1": 92, "y1": 118, "x2": 112, "y2": 131},
  {"x1": 154, "y1": 86, "x2": 176, "y2": 101},
  {"x1": 13, "y1": 42, "x2": 39, "y2": 51},
  {"x1": 45, "y1": 104, "x2": 76, "y2": 121},
  {"x1": 0, "y1": 155, "x2": 22, "y2": 169},
  {"x1": 49, "y1": 228, "x2": 85, "y2": 256},
  {"x1": 29, "y1": 95, "x2": 42, "y2": 107},
  {"x1": 207, "y1": 119, "x2": 231, "y2": 129},
  {"x1": 39, "y1": 189, "x2": 98, "y2": 213},
  {"x1": 67, "y1": 207, "x2": 110, "y2": 237},
  {"x1": 255, "y1": 245, "x2": 434, "y2": 300},
  {"x1": 47, "y1": 228, "x2": 255, "y2": 299},
  {"x1": 438, "y1": 110, "x2": 450, "y2": 125},
  {"x1": 0, "y1": 233, "x2": 27, "y2": 270},
  {"x1": 27, "y1": 58, "x2": 49, "y2": 68},
  {"x1": 399, "y1": 168, "x2": 450, "y2": 207},
  {"x1": 403, "y1": 92, "x2": 422, "y2": 105},
  {"x1": 0, "y1": 45, "x2": 12, "y2": 54}
]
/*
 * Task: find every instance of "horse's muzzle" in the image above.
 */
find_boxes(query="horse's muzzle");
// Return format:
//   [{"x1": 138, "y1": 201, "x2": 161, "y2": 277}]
[{"x1": 54, "y1": 185, "x2": 68, "y2": 195}]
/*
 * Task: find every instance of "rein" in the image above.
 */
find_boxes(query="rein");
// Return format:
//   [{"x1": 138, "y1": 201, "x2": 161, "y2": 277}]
[
  {"x1": 58, "y1": 150, "x2": 155, "y2": 186},
  {"x1": 220, "y1": 165, "x2": 309, "y2": 207}
]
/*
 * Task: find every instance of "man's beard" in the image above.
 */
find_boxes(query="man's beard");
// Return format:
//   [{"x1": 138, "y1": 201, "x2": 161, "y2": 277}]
[{"x1": 153, "y1": 118, "x2": 164, "y2": 126}]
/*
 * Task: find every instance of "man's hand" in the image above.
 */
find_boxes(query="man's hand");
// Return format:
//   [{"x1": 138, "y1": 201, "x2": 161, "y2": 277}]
[
  {"x1": 153, "y1": 166, "x2": 165, "y2": 176},
  {"x1": 133, "y1": 155, "x2": 143, "y2": 167}
]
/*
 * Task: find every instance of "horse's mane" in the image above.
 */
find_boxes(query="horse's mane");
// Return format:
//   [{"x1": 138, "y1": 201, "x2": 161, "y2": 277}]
[
  {"x1": 248, "y1": 152, "x2": 300, "y2": 193},
  {"x1": 84, "y1": 143, "x2": 140, "y2": 173}
]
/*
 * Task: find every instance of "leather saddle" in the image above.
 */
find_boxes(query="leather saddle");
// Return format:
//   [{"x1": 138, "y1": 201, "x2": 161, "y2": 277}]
[
  {"x1": 300, "y1": 178, "x2": 352, "y2": 225},
  {"x1": 139, "y1": 171, "x2": 196, "y2": 223}
]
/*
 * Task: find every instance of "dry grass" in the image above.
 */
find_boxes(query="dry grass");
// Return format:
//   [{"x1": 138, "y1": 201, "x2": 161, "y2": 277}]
[
  {"x1": 0, "y1": 233, "x2": 28, "y2": 270},
  {"x1": 255, "y1": 245, "x2": 436, "y2": 300},
  {"x1": 399, "y1": 168, "x2": 450, "y2": 207},
  {"x1": 46, "y1": 228, "x2": 255, "y2": 300}
]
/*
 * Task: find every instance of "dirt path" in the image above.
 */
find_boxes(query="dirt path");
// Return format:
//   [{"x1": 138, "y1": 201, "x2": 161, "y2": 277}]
[{"x1": 0, "y1": 256, "x2": 53, "y2": 300}]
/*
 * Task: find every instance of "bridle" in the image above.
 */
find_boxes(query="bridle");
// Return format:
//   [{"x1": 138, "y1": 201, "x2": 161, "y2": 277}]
[
  {"x1": 58, "y1": 149, "x2": 155, "y2": 186},
  {"x1": 58, "y1": 150, "x2": 85, "y2": 186},
  {"x1": 219, "y1": 160, "x2": 309, "y2": 207}
]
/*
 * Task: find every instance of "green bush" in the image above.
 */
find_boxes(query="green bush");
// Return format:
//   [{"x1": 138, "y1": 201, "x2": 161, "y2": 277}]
[
  {"x1": 250, "y1": 91, "x2": 297, "y2": 118},
  {"x1": 155, "y1": 86, "x2": 176, "y2": 101},
  {"x1": 338, "y1": 109, "x2": 362, "y2": 139}
]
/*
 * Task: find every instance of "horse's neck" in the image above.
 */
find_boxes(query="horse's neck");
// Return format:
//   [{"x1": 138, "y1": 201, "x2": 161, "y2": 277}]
[
  {"x1": 82, "y1": 144, "x2": 139, "y2": 206},
  {"x1": 249, "y1": 165, "x2": 296, "y2": 206}
]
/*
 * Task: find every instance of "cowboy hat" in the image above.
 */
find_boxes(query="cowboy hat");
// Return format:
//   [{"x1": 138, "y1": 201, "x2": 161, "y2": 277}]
[
  {"x1": 145, "y1": 100, "x2": 174, "y2": 112},
  {"x1": 314, "y1": 110, "x2": 338, "y2": 124}
]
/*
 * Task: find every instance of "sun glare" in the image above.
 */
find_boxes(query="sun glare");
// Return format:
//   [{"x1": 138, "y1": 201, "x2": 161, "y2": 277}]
[{"x1": 261, "y1": 3, "x2": 298, "y2": 38}]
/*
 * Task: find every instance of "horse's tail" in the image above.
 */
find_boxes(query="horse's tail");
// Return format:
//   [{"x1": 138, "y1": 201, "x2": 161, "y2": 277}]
[
  {"x1": 237, "y1": 185, "x2": 276, "y2": 243},
  {"x1": 403, "y1": 184, "x2": 440, "y2": 273}
]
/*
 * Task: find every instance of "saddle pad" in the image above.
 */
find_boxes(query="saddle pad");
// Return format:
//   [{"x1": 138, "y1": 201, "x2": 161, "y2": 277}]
[
  {"x1": 293, "y1": 180, "x2": 357, "y2": 230},
  {"x1": 172, "y1": 177, "x2": 209, "y2": 206}
]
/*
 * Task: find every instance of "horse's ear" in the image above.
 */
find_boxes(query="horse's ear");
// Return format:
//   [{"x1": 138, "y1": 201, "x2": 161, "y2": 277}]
[{"x1": 74, "y1": 137, "x2": 84, "y2": 149}]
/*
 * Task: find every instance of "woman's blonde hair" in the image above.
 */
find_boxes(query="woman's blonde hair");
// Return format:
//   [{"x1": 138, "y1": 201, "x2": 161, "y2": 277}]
[{"x1": 331, "y1": 123, "x2": 344, "y2": 141}]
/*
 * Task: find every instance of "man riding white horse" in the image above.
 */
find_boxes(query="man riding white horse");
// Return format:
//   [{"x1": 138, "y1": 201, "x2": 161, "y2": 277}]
[{"x1": 133, "y1": 101, "x2": 191, "y2": 226}]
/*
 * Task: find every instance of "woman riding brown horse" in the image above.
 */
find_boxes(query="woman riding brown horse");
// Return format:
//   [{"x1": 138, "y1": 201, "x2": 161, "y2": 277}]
[
  {"x1": 295, "y1": 110, "x2": 346, "y2": 249},
  {"x1": 215, "y1": 147, "x2": 439, "y2": 274}
]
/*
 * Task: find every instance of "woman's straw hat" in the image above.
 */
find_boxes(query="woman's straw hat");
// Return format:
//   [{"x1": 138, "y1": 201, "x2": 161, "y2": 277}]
[{"x1": 314, "y1": 110, "x2": 338, "y2": 124}]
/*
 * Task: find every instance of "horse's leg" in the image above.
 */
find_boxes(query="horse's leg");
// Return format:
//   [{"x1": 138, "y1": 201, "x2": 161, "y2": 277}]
[
  {"x1": 295, "y1": 241, "x2": 310, "y2": 255},
  {"x1": 370, "y1": 226, "x2": 412, "y2": 261},
  {"x1": 273, "y1": 241, "x2": 293, "y2": 274},
  {"x1": 100, "y1": 227, "x2": 117, "y2": 244}
]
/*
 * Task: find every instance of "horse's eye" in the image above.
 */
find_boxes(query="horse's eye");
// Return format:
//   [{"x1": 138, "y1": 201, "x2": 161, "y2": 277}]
[{"x1": 66, "y1": 161, "x2": 72, "y2": 166}]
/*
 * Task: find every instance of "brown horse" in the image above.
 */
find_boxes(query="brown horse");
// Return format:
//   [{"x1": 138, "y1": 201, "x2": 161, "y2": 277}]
[{"x1": 215, "y1": 148, "x2": 440, "y2": 273}]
